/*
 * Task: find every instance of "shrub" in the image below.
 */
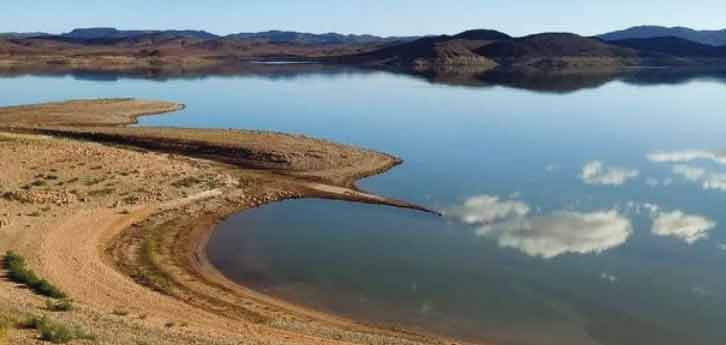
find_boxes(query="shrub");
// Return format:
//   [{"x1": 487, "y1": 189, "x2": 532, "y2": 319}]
[
  {"x1": 46, "y1": 299, "x2": 73, "y2": 312},
  {"x1": 171, "y1": 176, "x2": 202, "y2": 188},
  {"x1": 20, "y1": 316, "x2": 94, "y2": 344},
  {"x1": 0, "y1": 316, "x2": 10, "y2": 345},
  {"x1": 87, "y1": 188, "x2": 115, "y2": 197},
  {"x1": 4, "y1": 251, "x2": 66, "y2": 299},
  {"x1": 112, "y1": 308, "x2": 129, "y2": 317},
  {"x1": 38, "y1": 318, "x2": 75, "y2": 343}
]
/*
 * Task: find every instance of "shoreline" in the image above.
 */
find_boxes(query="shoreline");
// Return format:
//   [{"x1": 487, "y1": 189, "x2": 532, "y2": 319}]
[{"x1": 0, "y1": 99, "x2": 466, "y2": 345}]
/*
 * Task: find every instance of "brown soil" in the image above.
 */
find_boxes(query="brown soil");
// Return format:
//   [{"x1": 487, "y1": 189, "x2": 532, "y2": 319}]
[
  {"x1": 0, "y1": 99, "x2": 183, "y2": 127},
  {"x1": 0, "y1": 100, "x2": 466, "y2": 345}
]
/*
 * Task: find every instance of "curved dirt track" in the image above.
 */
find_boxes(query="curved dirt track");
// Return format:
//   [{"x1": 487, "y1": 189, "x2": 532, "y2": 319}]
[{"x1": 0, "y1": 100, "x2": 468, "y2": 345}]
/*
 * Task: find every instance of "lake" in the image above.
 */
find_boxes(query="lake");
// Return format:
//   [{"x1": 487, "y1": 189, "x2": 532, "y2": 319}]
[{"x1": 2, "y1": 65, "x2": 726, "y2": 345}]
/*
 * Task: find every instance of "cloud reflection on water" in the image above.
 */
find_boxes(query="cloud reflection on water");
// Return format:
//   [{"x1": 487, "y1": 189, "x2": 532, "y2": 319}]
[
  {"x1": 580, "y1": 161, "x2": 639, "y2": 186},
  {"x1": 445, "y1": 196, "x2": 632, "y2": 259},
  {"x1": 648, "y1": 149, "x2": 726, "y2": 192},
  {"x1": 671, "y1": 164, "x2": 726, "y2": 191},
  {"x1": 651, "y1": 210, "x2": 716, "y2": 244},
  {"x1": 648, "y1": 150, "x2": 726, "y2": 165},
  {"x1": 446, "y1": 193, "x2": 718, "y2": 258}
]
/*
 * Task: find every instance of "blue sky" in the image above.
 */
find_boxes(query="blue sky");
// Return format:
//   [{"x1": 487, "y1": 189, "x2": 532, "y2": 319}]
[{"x1": 3, "y1": 0, "x2": 726, "y2": 37}]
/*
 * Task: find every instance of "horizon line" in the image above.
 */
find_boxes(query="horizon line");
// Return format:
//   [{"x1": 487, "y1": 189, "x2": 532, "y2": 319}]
[{"x1": 4, "y1": 24, "x2": 726, "y2": 39}]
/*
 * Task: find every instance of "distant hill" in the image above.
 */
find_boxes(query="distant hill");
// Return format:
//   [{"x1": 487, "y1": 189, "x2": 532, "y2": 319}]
[
  {"x1": 45, "y1": 28, "x2": 220, "y2": 45},
  {"x1": 5, "y1": 26, "x2": 726, "y2": 72},
  {"x1": 451, "y1": 29, "x2": 511, "y2": 41},
  {"x1": 21, "y1": 28, "x2": 415, "y2": 50},
  {"x1": 0, "y1": 32, "x2": 49, "y2": 39},
  {"x1": 61, "y1": 28, "x2": 219, "y2": 41},
  {"x1": 608, "y1": 36, "x2": 726, "y2": 57},
  {"x1": 225, "y1": 30, "x2": 418, "y2": 45},
  {"x1": 477, "y1": 33, "x2": 638, "y2": 59},
  {"x1": 599, "y1": 26, "x2": 726, "y2": 46},
  {"x1": 62, "y1": 28, "x2": 154, "y2": 40},
  {"x1": 339, "y1": 29, "x2": 509, "y2": 68}
]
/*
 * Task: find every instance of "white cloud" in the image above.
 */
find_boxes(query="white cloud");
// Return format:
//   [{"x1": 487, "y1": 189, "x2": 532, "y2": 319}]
[
  {"x1": 622, "y1": 202, "x2": 716, "y2": 245},
  {"x1": 600, "y1": 272, "x2": 617, "y2": 283},
  {"x1": 671, "y1": 165, "x2": 726, "y2": 191},
  {"x1": 651, "y1": 150, "x2": 726, "y2": 191},
  {"x1": 718, "y1": 243, "x2": 726, "y2": 252},
  {"x1": 642, "y1": 203, "x2": 660, "y2": 216},
  {"x1": 647, "y1": 150, "x2": 726, "y2": 165},
  {"x1": 446, "y1": 195, "x2": 632, "y2": 259},
  {"x1": 545, "y1": 164, "x2": 558, "y2": 172},
  {"x1": 489, "y1": 210, "x2": 632, "y2": 259},
  {"x1": 692, "y1": 287, "x2": 712, "y2": 297},
  {"x1": 672, "y1": 165, "x2": 706, "y2": 181},
  {"x1": 645, "y1": 177, "x2": 660, "y2": 187},
  {"x1": 444, "y1": 195, "x2": 529, "y2": 225},
  {"x1": 580, "y1": 161, "x2": 639, "y2": 186},
  {"x1": 652, "y1": 210, "x2": 716, "y2": 244},
  {"x1": 703, "y1": 173, "x2": 726, "y2": 191}
]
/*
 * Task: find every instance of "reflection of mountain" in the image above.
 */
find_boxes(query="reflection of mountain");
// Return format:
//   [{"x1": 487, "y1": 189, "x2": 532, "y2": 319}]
[
  {"x1": 414, "y1": 68, "x2": 622, "y2": 93},
  {"x1": 3, "y1": 62, "x2": 726, "y2": 93},
  {"x1": 411, "y1": 66, "x2": 726, "y2": 93},
  {"x1": 0, "y1": 62, "x2": 376, "y2": 82},
  {"x1": 619, "y1": 68, "x2": 726, "y2": 86}
]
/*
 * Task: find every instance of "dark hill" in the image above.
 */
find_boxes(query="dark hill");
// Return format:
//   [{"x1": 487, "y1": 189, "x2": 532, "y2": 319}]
[
  {"x1": 338, "y1": 30, "x2": 509, "y2": 68},
  {"x1": 63, "y1": 28, "x2": 155, "y2": 40},
  {"x1": 477, "y1": 33, "x2": 638, "y2": 59},
  {"x1": 609, "y1": 37, "x2": 726, "y2": 57},
  {"x1": 599, "y1": 26, "x2": 726, "y2": 46},
  {"x1": 452, "y1": 29, "x2": 511, "y2": 41},
  {"x1": 44, "y1": 28, "x2": 219, "y2": 45}
]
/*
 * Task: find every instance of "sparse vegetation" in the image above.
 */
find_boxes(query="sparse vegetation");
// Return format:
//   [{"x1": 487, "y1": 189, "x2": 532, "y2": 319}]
[
  {"x1": 46, "y1": 299, "x2": 73, "y2": 312},
  {"x1": 87, "y1": 188, "x2": 116, "y2": 197},
  {"x1": 4, "y1": 251, "x2": 66, "y2": 299},
  {"x1": 84, "y1": 177, "x2": 105, "y2": 186},
  {"x1": 20, "y1": 316, "x2": 94, "y2": 344},
  {"x1": 171, "y1": 176, "x2": 202, "y2": 188},
  {"x1": 135, "y1": 235, "x2": 173, "y2": 295},
  {"x1": 0, "y1": 314, "x2": 13, "y2": 345},
  {"x1": 30, "y1": 180, "x2": 47, "y2": 187},
  {"x1": 112, "y1": 308, "x2": 130, "y2": 317}
]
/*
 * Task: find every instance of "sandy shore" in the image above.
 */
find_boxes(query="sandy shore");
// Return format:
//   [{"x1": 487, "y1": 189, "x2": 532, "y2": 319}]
[{"x1": 0, "y1": 100, "x2": 470, "y2": 345}]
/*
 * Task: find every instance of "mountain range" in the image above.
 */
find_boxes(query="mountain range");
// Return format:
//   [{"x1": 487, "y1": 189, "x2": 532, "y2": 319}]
[
  {"x1": 598, "y1": 26, "x2": 726, "y2": 46},
  {"x1": 343, "y1": 26, "x2": 726, "y2": 69},
  {"x1": 3, "y1": 26, "x2": 726, "y2": 72},
  {"x1": 3, "y1": 27, "x2": 418, "y2": 46}
]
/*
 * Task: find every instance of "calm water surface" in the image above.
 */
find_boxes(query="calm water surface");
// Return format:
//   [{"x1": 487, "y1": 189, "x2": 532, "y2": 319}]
[{"x1": 2, "y1": 66, "x2": 726, "y2": 345}]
